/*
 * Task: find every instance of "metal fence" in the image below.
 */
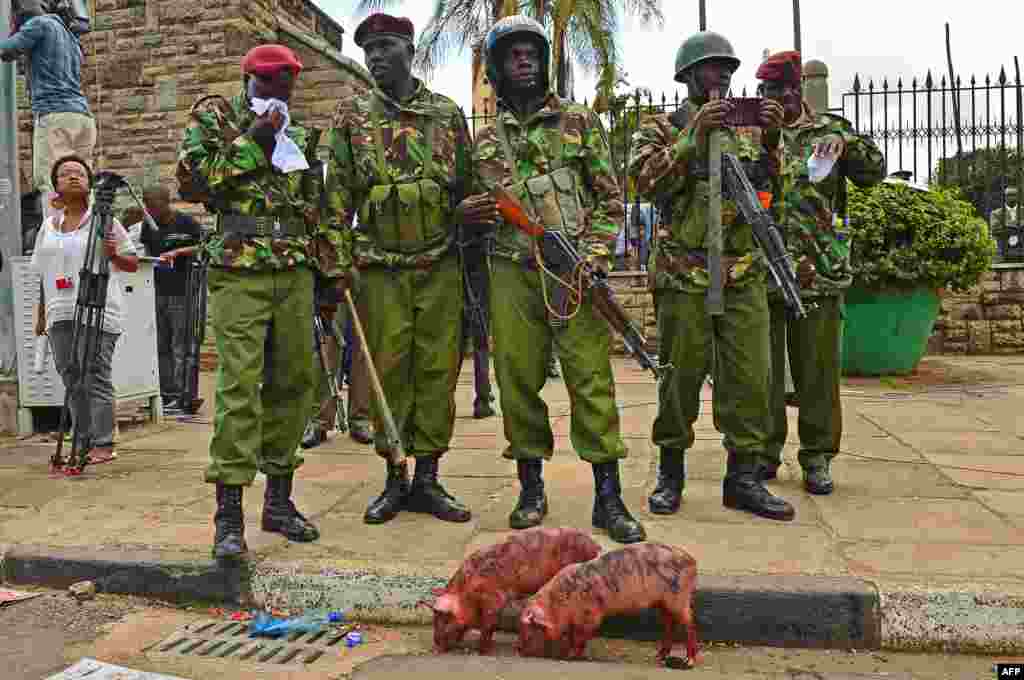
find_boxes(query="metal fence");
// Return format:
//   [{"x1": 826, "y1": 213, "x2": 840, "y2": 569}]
[{"x1": 841, "y1": 66, "x2": 1024, "y2": 223}]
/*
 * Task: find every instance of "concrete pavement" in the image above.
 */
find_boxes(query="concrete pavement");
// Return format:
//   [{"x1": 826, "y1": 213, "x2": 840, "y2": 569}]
[{"x1": 2, "y1": 355, "x2": 1023, "y2": 653}]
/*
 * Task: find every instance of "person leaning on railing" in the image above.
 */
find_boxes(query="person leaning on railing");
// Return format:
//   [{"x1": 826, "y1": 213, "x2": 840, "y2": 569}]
[{"x1": 31, "y1": 155, "x2": 139, "y2": 464}]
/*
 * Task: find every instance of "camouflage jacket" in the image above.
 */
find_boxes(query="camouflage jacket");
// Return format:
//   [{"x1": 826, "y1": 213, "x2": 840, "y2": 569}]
[
  {"x1": 470, "y1": 94, "x2": 625, "y2": 264},
  {"x1": 327, "y1": 80, "x2": 470, "y2": 269},
  {"x1": 775, "y1": 104, "x2": 885, "y2": 297},
  {"x1": 631, "y1": 99, "x2": 780, "y2": 293},
  {"x1": 176, "y1": 92, "x2": 351, "y2": 277}
]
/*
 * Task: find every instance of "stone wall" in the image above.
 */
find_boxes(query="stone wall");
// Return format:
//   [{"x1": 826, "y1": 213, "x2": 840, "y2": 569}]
[
  {"x1": 606, "y1": 272, "x2": 659, "y2": 354},
  {"x1": 15, "y1": 0, "x2": 372, "y2": 216},
  {"x1": 930, "y1": 264, "x2": 1024, "y2": 355}
]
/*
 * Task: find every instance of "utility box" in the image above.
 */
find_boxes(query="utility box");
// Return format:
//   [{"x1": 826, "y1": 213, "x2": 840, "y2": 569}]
[{"x1": 10, "y1": 256, "x2": 162, "y2": 435}]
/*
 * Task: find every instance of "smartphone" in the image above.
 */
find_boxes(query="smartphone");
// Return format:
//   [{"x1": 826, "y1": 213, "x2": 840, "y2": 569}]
[{"x1": 724, "y1": 97, "x2": 764, "y2": 127}]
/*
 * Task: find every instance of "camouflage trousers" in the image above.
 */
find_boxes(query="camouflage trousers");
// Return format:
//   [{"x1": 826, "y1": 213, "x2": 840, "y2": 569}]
[
  {"x1": 205, "y1": 267, "x2": 313, "y2": 485},
  {"x1": 763, "y1": 295, "x2": 843, "y2": 470},
  {"x1": 361, "y1": 254, "x2": 463, "y2": 458},
  {"x1": 490, "y1": 258, "x2": 627, "y2": 464},
  {"x1": 652, "y1": 282, "x2": 771, "y2": 465}
]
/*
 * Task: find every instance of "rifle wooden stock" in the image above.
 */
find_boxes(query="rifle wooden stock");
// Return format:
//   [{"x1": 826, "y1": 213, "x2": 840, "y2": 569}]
[{"x1": 312, "y1": 307, "x2": 346, "y2": 433}]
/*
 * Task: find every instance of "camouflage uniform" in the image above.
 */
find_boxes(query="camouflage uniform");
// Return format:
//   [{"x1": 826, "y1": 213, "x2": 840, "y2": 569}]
[
  {"x1": 178, "y1": 92, "x2": 351, "y2": 486},
  {"x1": 327, "y1": 79, "x2": 471, "y2": 523},
  {"x1": 763, "y1": 103, "x2": 885, "y2": 485},
  {"x1": 631, "y1": 94, "x2": 794, "y2": 521},
  {"x1": 176, "y1": 45, "x2": 352, "y2": 558},
  {"x1": 472, "y1": 95, "x2": 627, "y2": 463}
]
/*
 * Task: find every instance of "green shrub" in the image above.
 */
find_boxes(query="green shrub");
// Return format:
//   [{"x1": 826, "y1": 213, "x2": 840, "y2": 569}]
[{"x1": 847, "y1": 181, "x2": 995, "y2": 292}]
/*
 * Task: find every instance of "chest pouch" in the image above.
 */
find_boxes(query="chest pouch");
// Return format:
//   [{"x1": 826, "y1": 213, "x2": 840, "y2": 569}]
[
  {"x1": 496, "y1": 114, "x2": 586, "y2": 252},
  {"x1": 358, "y1": 99, "x2": 451, "y2": 254}
]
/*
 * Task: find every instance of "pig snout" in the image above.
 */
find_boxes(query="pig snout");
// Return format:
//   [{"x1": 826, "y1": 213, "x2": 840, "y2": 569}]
[
  {"x1": 432, "y1": 611, "x2": 468, "y2": 653},
  {"x1": 517, "y1": 604, "x2": 556, "y2": 658}
]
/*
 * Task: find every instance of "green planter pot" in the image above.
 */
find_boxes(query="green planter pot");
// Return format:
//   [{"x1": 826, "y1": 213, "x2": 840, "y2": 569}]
[{"x1": 841, "y1": 285, "x2": 941, "y2": 376}]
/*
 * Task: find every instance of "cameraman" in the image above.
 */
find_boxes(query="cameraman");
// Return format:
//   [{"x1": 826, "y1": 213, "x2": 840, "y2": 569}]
[
  {"x1": 1, "y1": 1, "x2": 95, "y2": 222},
  {"x1": 141, "y1": 185, "x2": 202, "y2": 409}
]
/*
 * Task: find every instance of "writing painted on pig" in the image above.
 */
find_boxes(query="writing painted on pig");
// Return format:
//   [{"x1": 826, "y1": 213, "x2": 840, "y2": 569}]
[
  {"x1": 518, "y1": 542, "x2": 699, "y2": 667},
  {"x1": 421, "y1": 527, "x2": 601, "y2": 654}
]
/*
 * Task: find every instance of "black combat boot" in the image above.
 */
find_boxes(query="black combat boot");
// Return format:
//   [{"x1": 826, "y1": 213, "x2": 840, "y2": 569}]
[
  {"x1": 261, "y1": 474, "x2": 320, "y2": 541},
  {"x1": 803, "y1": 460, "x2": 835, "y2": 495},
  {"x1": 509, "y1": 459, "x2": 547, "y2": 529},
  {"x1": 212, "y1": 483, "x2": 247, "y2": 560},
  {"x1": 648, "y1": 447, "x2": 685, "y2": 515},
  {"x1": 723, "y1": 453, "x2": 795, "y2": 521},
  {"x1": 591, "y1": 462, "x2": 646, "y2": 544},
  {"x1": 759, "y1": 459, "x2": 780, "y2": 481},
  {"x1": 349, "y1": 420, "x2": 373, "y2": 445},
  {"x1": 363, "y1": 458, "x2": 410, "y2": 524},
  {"x1": 406, "y1": 454, "x2": 472, "y2": 522}
]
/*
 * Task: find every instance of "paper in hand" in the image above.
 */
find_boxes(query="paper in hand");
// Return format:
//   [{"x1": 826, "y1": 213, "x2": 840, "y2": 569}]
[{"x1": 249, "y1": 98, "x2": 310, "y2": 174}]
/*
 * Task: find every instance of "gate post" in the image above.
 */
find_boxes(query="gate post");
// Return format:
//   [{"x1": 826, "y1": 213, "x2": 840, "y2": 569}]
[{"x1": 804, "y1": 59, "x2": 830, "y2": 112}]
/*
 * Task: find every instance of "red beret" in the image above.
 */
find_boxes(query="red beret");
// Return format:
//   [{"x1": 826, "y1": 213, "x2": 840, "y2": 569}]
[
  {"x1": 354, "y1": 13, "x2": 415, "y2": 48},
  {"x1": 242, "y1": 44, "x2": 303, "y2": 76},
  {"x1": 756, "y1": 51, "x2": 802, "y2": 85}
]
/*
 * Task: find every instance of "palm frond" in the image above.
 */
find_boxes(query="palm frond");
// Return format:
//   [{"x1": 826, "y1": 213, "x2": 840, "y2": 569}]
[{"x1": 352, "y1": 0, "x2": 407, "y2": 17}]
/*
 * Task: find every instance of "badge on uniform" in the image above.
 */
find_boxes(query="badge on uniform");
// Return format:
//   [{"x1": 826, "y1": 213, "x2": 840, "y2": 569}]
[{"x1": 56, "y1": 275, "x2": 74, "y2": 290}]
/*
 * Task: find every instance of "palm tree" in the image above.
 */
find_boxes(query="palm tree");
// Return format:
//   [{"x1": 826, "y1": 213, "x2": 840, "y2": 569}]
[
  {"x1": 353, "y1": 0, "x2": 662, "y2": 110},
  {"x1": 526, "y1": 0, "x2": 662, "y2": 109}
]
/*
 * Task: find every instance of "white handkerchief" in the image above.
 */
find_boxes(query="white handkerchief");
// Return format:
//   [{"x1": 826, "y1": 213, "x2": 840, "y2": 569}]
[{"x1": 250, "y1": 98, "x2": 310, "y2": 174}]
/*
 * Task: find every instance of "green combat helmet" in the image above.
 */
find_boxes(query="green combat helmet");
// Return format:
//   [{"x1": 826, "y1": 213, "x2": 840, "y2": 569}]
[
  {"x1": 484, "y1": 14, "x2": 551, "y2": 94},
  {"x1": 674, "y1": 31, "x2": 740, "y2": 83}
]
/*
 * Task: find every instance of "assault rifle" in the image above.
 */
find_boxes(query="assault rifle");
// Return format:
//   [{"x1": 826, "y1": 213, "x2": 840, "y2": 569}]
[
  {"x1": 492, "y1": 187, "x2": 668, "y2": 381},
  {"x1": 312, "y1": 281, "x2": 347, "y2": 433},
  {"x1": 721, "y1": 153, "x2": 809, "y2": 319}
]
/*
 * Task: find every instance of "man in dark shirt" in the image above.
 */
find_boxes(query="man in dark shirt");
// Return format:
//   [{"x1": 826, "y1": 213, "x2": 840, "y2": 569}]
[{"x1": 141, "y1": 185, "x2": 203, "y2": 407}]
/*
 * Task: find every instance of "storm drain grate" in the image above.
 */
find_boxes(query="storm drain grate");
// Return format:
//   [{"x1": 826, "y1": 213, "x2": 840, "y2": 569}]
[{"x1": 144, "y1": 618, "x2": 354, "y2": 666}]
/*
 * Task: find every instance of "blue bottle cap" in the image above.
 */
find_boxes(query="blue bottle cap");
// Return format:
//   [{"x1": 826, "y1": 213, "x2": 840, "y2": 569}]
[{"x1": 328, "y1": 612, "x2": 344, "y2": 623}]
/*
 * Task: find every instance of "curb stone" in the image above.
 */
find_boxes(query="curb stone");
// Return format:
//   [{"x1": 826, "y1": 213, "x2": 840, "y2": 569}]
[
  {"x1": 1, "y1": 544, "x2": 251, "y2": 605},
  {"x1": 6, "y1": 544, "x2": 1024, "y2": 654},
  {"x1": 879, "y1": 584, "x2": 1024, "y2": 654},
  {"x1": 2, "y1": 544, "x2": 877, "y2": 649}
]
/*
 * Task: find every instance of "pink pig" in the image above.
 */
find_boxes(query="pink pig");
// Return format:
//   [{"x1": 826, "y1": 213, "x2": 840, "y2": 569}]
[
  {"x1": 421, "y1": 527, "x2": 601, "y2": 654},
  {"x1": 518, "y1": 542, "x2": 699, "y2": 667}
]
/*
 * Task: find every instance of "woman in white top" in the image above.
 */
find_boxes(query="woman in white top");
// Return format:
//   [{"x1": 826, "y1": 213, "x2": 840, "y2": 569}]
[{"x1": 31, "y1": 156, "x2": 139, "y2": 463}]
